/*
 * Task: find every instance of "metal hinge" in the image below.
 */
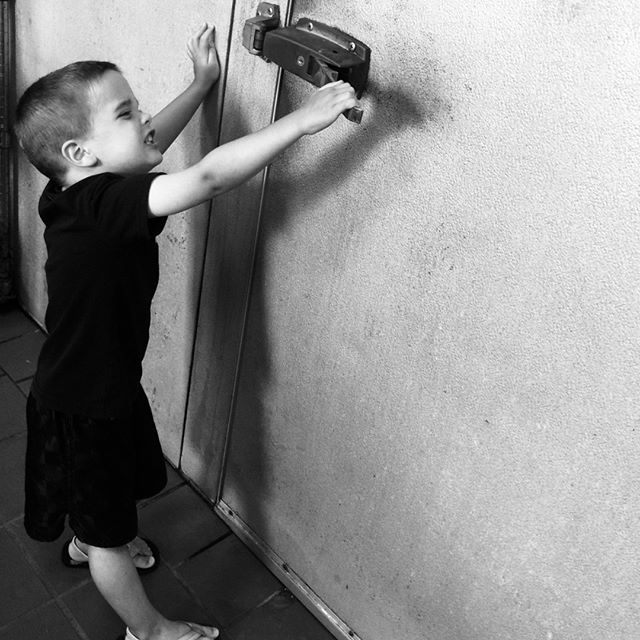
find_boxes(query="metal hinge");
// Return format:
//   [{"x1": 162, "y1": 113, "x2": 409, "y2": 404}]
[{"x1": 243, "y1": 2, "x2": 281, "y2": 55}]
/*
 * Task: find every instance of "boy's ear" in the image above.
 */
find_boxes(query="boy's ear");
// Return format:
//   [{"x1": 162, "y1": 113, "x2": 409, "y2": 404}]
[{"x1": 60, "y1": 140, "x2": 97, "y2": 167}]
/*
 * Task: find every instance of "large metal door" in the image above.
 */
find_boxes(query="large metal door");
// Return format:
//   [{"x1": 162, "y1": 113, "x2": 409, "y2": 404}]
[{"x1": 183, "y1": 2, "x2": 640, "y2": 639}]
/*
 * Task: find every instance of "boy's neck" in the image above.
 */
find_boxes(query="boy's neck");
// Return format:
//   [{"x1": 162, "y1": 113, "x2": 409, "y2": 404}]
[{"x1": 61, "y1": 166, "x2": 107, "y2": 189}]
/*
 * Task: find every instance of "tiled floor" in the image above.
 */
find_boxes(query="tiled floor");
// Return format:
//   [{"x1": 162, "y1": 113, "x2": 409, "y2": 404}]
[{"x1": 0, "y1": 302, "x2": 334, "y2": 640}]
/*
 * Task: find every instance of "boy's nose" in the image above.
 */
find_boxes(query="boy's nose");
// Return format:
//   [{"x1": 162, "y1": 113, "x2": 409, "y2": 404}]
[{"x1": 141, "y1": 111, "x2": 151, "y2": 125}]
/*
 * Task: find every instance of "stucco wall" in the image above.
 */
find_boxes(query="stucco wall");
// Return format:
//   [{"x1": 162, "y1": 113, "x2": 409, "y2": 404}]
[
  {"x1": 189, "y1": 1, "x2": 640, "y2": 639},
  {"x1": 14, "y1": 0, "x2": 228, "y2": 461}
]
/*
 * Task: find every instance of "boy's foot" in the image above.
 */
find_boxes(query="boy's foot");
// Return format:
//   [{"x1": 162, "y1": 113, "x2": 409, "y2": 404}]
[
  {"x1": 118, "y1": 621, "x2": 220, "y2": 640},
  {"x1": 61, "y1": 536, "x2": 159, "y2": 574}
]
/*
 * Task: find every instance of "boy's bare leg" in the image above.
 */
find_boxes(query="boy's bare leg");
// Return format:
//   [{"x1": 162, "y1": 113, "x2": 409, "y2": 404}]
[
  {"x1": 75, "y1": 536, "x2": 155, "y2": 570},
  {"x1": 86, "y1": 544, "x2": 214, "y2": 639}
]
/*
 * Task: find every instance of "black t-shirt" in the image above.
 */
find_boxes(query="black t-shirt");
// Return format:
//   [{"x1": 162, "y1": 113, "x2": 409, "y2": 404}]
[{"x1": 32, "y1": 172, "x2": 167, "y2": 419}]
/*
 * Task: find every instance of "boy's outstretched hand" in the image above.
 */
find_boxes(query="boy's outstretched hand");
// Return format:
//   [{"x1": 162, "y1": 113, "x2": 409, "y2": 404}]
[
  {"x1": 296, "y1": 81, "x2": 358, "y2": 135},
  {"x1": 188, "y1": 23, "x2": 220, "y2": 89}
]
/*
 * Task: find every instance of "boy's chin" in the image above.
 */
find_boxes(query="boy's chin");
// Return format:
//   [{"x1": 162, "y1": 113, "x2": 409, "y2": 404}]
[{"x1": 141, "y1": 153, "x2": 163, "y2": 172}]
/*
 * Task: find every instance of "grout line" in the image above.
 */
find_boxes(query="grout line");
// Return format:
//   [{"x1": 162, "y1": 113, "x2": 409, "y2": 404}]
[
  {"x1": 42, "y1": 594, "x2": 91, "y2": 640},
  {"x1": 138, "y1": 478, "x2": 187, "y2": 508},
  {"x1": 0, "y1": 599, "x2": 56, "y2": 636},
  {"x1": 222, "y1": 587, "x2": 286, "y2": 631},
  {"x1": 161, "y1": 562, "x2": 226, "y2": 633},
  {"x1": 4, "y1": 513, "x2": 24, "y2": 527},
  {"x1": 0, "y1": 329, "x2": 40, "y2": 346},
  {"x1": 183, "y1": 530, "x2": 233, "y2": 563},
  {"x1": 3, "y1": 525, "x2": 91, "y2": 640},
  {"x1": 13, "y1": 374, "x2": 34, "y2": 383}
]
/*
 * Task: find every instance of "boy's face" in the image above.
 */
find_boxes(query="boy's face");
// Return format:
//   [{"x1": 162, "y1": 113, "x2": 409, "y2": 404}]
[{"x1": 81, "y1": 71, "x2": 162, "y2": 175}]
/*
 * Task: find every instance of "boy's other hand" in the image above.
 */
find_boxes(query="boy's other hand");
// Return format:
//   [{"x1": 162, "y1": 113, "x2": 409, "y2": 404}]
[
  {"x1": 296, "y1": 81, "x2": 358, "y2": 135},
  {"x1": 188, "y1": 23, "x2": 220, "y2": 89}
]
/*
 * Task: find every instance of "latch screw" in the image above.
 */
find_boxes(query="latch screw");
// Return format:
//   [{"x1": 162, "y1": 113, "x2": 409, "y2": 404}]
[
  {"x1": 296, "y1": 55, "x2": 305, "y2": 67},
  {"x1": 349, "y1": 42, "x2": 356, "y2": 52},
  {"x1": 307, "y1": 22, "x2": 314, "y2": 30}
]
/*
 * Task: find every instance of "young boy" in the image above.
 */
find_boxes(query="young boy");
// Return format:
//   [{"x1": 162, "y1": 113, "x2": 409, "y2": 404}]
[{"x1": 15, "y1": 23, "x2": 356, "y2": 640}]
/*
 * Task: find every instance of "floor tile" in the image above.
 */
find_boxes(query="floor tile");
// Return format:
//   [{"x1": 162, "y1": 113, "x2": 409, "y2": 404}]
[
  {"x1": 0, "y1": 329, "x2": 45, "y2": 381},
  {"x1": 226, "y1": 590, "x2": 335, "y2": 640},
  {"x1": 0, "y1": 528, "x2": 51, "y2": 627},
  {"x1": 138, "y1": 462, "x2": 185, "y2": 509},
  {"x1": 18, "y1": 378, "x2": 32, "y2": 397},
  {"x1": 63, "y1": 563, "x2": 216, "y2": 640},
  {"x1": 62, "y1": 580, "x2": 123, "y2": 640},
  {"x1": 176, "y1": 535, "x2": 282, "y2": 627},
  {"x1": 135, "y1": 563, "x2": 217, "y2": 627},
  {"x1": 0, "y1": 601, "x2": 82, "y2": 640},
  {"x1": 0, "y1": 305, "x2": 38, "y2": 343},
  {"x1": 0, "y1": 376, "x2": 27, "y2": 440},
  {"x1": 0, "y1": 435, "x2": 26, "y2": 524},
  {"x1": 139, "y1": 484, "x2": 229, "y2": 567},
  {"x1": 7, "y1": 522, "x2": 93, "y2": 597}
]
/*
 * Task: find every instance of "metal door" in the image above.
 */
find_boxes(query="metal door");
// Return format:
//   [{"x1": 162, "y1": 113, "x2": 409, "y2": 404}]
[{"x1": 182, "y1": 2, "x2": 640, "y2": 639}]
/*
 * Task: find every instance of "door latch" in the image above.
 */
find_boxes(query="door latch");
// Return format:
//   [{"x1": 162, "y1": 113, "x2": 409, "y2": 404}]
[{"x1": 243, "y1": 3, "x2": 370, "y2": 124}]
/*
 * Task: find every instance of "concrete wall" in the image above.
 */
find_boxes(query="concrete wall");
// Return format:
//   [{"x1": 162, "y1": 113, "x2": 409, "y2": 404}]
[
  {"x1": 187, "y1": 1, "x2": 640, "y2": 639},
  {"x1": 15, "y1": 1, "x2": 640, "y2": 639},
  {"x1": 14, "y1": 0, "x2": 229, "y2": 462}
]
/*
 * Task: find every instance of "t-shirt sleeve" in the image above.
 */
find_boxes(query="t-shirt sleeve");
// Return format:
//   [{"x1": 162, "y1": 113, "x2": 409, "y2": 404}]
[{"x1": 75, "y1": 172, "x2": 167, "y2": 243}]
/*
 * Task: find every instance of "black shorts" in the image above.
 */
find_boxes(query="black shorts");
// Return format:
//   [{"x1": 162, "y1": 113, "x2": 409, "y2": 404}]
[{"x1": 24, "y1": 386, "x2": 167, "y2": 547}]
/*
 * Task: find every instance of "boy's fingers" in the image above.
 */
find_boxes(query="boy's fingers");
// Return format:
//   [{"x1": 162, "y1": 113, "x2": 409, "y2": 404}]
[
  {"x1": 199, "y1": 24, "x2": 215, "y2": 46},
  {"x1": 318, "y1": 80, "x2": 345, "y2": 91},
  {"x1": 190, "y1": 23, "x2": 209, "y2": 49},
  {"x1": 319, "y1": 81, "x2": 356, "y2": 103}
]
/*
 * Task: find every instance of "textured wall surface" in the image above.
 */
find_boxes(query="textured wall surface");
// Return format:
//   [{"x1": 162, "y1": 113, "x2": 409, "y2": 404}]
[
  {"x1": 15, "y1": 1, "x2": 640, "y2": 638},
  {"x1": 14, "y1": 0, "x2": 228, "y2": 461},
  {"x1": 213, "y1": 1, "x2": 640, "y2": 639}
]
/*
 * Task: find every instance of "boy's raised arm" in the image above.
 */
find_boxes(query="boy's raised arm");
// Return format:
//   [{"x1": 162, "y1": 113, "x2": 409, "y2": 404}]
[
  {"x1": 152, "y1": 23, "x2": 219, "y2": 153},
  {"x1": 147, "y1": 81, "x2": 357, "y2": 218}
]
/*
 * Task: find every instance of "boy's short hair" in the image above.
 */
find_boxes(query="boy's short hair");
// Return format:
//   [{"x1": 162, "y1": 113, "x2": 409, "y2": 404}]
[{"x1": 15, "y1": 61, "x2": 120, "y2": 183}]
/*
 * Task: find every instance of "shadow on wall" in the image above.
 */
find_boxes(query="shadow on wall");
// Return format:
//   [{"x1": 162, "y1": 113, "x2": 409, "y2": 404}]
[
  {"x1": 290, "y1": 78, "x2": 430, "y2": 201},
  {"x1": 218, "y1": 76, "x2": 432, "y2": 543}
]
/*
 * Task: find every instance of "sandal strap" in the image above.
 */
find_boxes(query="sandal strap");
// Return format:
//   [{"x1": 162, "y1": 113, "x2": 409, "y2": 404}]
[
  {"x1": 70, "y1": 537, "x2": 89, "y2": 561},
  {"x1": 124, "y1": 624, "x2": 218, "y2": 640}
]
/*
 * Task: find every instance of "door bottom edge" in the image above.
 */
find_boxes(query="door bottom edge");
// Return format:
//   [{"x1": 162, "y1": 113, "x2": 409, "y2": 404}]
[{"x1": 214, "y1": 498, "x2": 363, "y2": 640}]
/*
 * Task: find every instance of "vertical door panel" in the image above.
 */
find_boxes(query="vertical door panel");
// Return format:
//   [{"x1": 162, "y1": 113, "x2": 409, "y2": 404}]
[
  {"x1": 180, "y1": 0, "x2": 294, "y2": 490},
  {"x1": 219, "y1": 1, "x2": 640, "y2": 639}
]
